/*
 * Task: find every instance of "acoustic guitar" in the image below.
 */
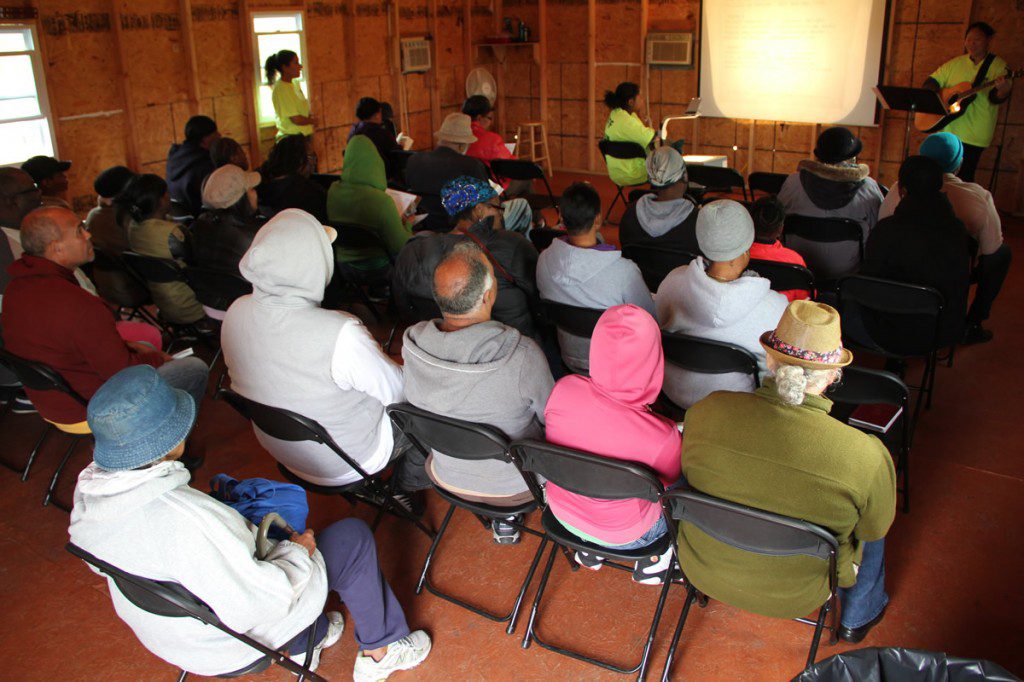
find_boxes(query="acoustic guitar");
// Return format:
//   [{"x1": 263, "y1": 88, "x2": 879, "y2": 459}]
[{"x1": 915, "y1": 69, "x2": 1021, "y2": 133}]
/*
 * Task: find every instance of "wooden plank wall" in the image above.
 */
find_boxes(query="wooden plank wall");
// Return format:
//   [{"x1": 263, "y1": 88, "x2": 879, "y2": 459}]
[{"x1": 20, "y1": 0, "x2": 1024, "y2": 212}]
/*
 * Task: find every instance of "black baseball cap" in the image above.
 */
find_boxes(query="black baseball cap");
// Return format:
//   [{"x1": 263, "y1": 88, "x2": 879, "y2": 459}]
[{"x1": 21, "y1": 155, "x2": 72, "y2": 183}]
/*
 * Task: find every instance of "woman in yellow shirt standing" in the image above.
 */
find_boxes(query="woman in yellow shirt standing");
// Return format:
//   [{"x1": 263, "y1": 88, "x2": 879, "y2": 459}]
[{"x1": 265, "y1": 50, "x2": 316, "y2": 141}]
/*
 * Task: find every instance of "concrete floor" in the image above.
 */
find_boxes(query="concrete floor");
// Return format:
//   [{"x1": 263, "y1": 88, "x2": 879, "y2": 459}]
[{"x1": 0, "y1": 173, "x2": 1021, "y2": 681}]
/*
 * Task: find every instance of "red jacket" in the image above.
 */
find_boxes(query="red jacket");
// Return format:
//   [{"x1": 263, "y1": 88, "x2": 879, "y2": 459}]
[
  {"x1": 1, "y1": 255, "x2": 165, "y2": 424},
  {"x1": 467, "y1": 121, "x2": 516, "y2": 187},
  {"x1": 748, "y1": 240, "x2": 811, "y2": 302}
]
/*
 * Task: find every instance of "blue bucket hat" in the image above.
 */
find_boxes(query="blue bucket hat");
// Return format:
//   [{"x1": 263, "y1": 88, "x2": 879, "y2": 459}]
[
  {"x1": 919, "y1": 132, "x2": 964, "y2": 174},
  {"x1": 87, "y1": 366, "x2": 197, "y2": 471},
  {"x1": 441, "y1": 175, "x2": 497, "y2": 217}
]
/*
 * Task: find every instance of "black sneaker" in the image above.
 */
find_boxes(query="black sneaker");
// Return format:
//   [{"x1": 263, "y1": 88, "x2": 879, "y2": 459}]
[
  {"x1": 11, "y1": 393, "x2": 36, "y2": 414},
  {"x1": 391, "y1": 490, "x2": 425, "y2": 518},
  {"x1": 491, "y1": 516, "x2": 521, "y2": 545},
  {"x1": 632, "y1": 548, "x2": 675, "y2": 585},
  {"x1": 574, "y1": 550, "x2": 605, "y2": 570},
  {"x1": 962, "y1": 324, "x2": 994, "y2": 345}
]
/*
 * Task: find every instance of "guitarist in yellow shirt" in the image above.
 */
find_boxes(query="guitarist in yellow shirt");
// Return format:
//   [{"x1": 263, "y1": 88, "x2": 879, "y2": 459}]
[{"x1": 923, "y1": 22, "x2": 1012, "y2": 183}]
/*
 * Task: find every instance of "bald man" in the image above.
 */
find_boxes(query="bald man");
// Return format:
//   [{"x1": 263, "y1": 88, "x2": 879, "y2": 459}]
[
  {"x1": 2, "y1": 207, "x2": 209, "y2": 427},
  {"x1": 401, "y1": 242, "x2": 553, "y2": 544}
]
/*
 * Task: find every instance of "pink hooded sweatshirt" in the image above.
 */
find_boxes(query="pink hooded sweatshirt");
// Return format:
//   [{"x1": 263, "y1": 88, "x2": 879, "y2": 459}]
[{"x1": 544, "y1": 304, "x2": 682, "y2": 545}]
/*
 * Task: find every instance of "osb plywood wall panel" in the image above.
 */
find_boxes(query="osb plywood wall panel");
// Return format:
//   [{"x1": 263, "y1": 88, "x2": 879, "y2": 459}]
[{"x1": 27, "y1": 0, "x2": 1022, "y2": 211}]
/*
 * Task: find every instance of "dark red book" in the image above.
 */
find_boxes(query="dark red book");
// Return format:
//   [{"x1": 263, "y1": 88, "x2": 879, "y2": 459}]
[{"x1": 848, "y1": 404, "x2": 902, "y2": 434}]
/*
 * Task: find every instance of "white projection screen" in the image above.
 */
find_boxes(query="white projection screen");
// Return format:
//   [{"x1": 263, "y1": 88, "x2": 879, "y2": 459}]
[{"x1": 699, "y1": 0, "x2": 889, "y2": 126}]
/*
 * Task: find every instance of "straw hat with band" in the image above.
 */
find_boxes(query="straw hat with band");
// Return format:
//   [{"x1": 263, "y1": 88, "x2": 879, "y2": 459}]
[
  {"x1": 760, "y1": 300, "x2": 852, "y2": 370},
  {"x1": 435, "y1": 113, "x2": 478, "y2": 145}
]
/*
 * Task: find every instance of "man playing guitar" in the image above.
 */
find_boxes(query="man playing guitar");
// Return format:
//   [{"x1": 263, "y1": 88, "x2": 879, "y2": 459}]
[{"x1": 923, "y1": 22, "x2": 1013, "y2": 182}]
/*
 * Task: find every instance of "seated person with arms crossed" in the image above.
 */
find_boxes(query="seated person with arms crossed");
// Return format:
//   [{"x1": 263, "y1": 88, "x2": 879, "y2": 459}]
[
  {"x1": 70, "y1": 365, "x2": 431, "y2": 681},
  {"x1": 619, "y1": 147, "x2": 700, "y2": 254}
]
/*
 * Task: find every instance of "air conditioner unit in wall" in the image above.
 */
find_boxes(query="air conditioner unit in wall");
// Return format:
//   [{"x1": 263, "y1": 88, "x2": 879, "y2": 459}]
[
  {"x1": 646, "y1": 32, "x2": 693, "y2": 67},
  {"x1": 401, "y1": 37, "x2": 431, "y2": 73}
]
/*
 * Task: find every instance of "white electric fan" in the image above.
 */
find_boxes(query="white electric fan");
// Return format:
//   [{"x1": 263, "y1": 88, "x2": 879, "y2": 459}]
[{"x1": 465, "y1": 67, "x2": 498, "y2": 103}]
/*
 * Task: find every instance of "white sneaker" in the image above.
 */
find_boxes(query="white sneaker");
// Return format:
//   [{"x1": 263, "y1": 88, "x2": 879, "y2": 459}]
[
  {"x1": 352, "y1": 630, "x2": 432, "y2": 682},
  {"x1": 293, "y1": 611, "x2": 345, "y2": 673}
]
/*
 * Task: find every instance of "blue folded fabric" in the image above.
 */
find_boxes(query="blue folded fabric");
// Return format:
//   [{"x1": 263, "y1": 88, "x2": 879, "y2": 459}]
[{"x1": 210, "y1": 474, "x2": 309, "y2": 540}]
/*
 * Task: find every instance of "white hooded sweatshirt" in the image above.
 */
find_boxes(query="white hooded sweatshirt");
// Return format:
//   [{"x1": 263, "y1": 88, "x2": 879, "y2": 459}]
[
  {"x1": 68, "y1": 461, "x2": 327, "y2": 676},
  {"x1": 656, "y1": 258, "x2": 788, "y2": 408}
]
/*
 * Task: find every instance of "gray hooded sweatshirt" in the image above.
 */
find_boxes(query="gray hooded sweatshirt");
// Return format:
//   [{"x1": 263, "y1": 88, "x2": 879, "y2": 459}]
[
  {"x1": 223, "y1": 209, "x2": 402, "y2": 486},
  {"x1": 536, "y1": 238, "x2": 656, "y2": 373},
  {"x1": 402, "y1": 319, "x2": 553, "y2": 497},
  {"x1": 656, "y1": 258, "x2": 789, "y2": 409}
]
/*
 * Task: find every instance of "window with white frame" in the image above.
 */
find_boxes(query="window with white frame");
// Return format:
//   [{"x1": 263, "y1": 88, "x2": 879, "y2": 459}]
[
  {"x1": 0, "y1": 24, "x2": 56, "y2": 166},
  {"x1": 252, "y1": 12, "x2": 308, "y2": 127}
]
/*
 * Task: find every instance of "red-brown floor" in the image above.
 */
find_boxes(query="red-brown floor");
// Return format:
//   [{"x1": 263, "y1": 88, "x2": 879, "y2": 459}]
[{"x1": 1, "y1": 174, "x2": 1022, "y2": 681}]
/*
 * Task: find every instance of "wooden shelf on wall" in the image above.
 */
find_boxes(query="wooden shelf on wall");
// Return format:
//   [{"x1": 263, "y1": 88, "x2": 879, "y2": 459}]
[{"x1": 475, "y1": 41, "x2": 541, "y2": 65}]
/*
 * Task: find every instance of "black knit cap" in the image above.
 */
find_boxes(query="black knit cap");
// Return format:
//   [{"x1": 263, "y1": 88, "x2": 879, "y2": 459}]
[
  {"x1": 93, "y1": 166, "x2": 136, "y2": 199},
  {"x1": 898, "y1": 155, "x2": 944, "y2": 197},
  {"x1": 813, "y1": 127, "x2": 863, "y2": 164}
]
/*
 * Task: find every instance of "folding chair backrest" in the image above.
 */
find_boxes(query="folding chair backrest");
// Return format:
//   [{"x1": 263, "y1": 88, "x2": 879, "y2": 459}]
[
  {"x1": 661, "y1": 331, "x2": 760, "y2": 383},
  {"x1": 621, "y1": 245, "x2": 698, "y2": 292},
  {"x1": 490, "y1": 159, "x2": 545, "y2": 181},
  {"x1": 784, "y1": 215, "x2": 862, "y2": 245},
  {"x1": 218, "y1": 389, "x2": 331, "y2": 445},
  {"x1": 399, "y1": 294, "x2": 441, "y2": 323},
  {"x1": 90, "y1": 247, "x2": 151, "y2": 308},
  {"x1": 389, "y1": 149, "x2": 414, "y2": 173},
  {"x1": 599, "y1": 139, "x2": 647, "y2": 161},
  {"x1": 540, "y1": 299, "x2": 605, "y2": 339},
  {"x1": 387, "y1": 403, "x2": 511, "y2": 462},
  {"x1": 328, "y1": 221, "x2": 395, "y2": 264},
  {"x1": 121, "y1": 251, "x2": 186, "y2": 284},
  {"x1": 747, "y1": 171, "x2": 787, "y2": 196},
  {"x1": 747, "y1": 259, "x2": 815, "y2": 297},
  {"x1": 687, "y1": 165, "x2": 745, "y2": 193},
  {"x1": 838, "y1": 275, "x2": 943, "y2": 319},
  {"x1": 311, "y1": 173, "x2": 340, "y2": 192},
  {"x1": 0, "y1": 348, "x2": 88, "y2": 405},
  {"x1": 665, "y1": 490, "x2": 838, "y2": 563},
  {"x1": 185, "y1": 267, "x2": 253, "y2": 309},
  {"x1": 825, "y1": 366, "x2": 909, "y2": 407},
  {"x1": 510, "y1": 440, "x2": 663, "y2": 503}
]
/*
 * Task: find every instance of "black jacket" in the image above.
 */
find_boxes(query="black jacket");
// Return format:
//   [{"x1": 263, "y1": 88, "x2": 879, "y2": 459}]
[
  {"x1": 405, "y1": 147, "x2": 490, "y2": 232},
  {"x1": 257, "y1": 174, "x2": 328, "y2": 224},
  {"x1": 391, "y1": 218, "x2": 539, "y2": 338},
  {"x1": 618, "y1": 198, "x2": 700, "y2": 254},
  {"x1": 166, "y1": 142, "x2": 214, "y2": 216},
  {"x1": 860, "y1": 193, "x2": 971, "y2": 352}
]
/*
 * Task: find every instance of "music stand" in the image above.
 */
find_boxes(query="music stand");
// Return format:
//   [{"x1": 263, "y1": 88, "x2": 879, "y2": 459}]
[{"x1": 873, "y1": 86, "x2": 947, "y2": 160}]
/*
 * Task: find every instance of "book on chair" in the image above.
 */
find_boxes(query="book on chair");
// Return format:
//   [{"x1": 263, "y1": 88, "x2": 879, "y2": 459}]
[{"x1": 848, "y1": 404, "x2": 902, "y2": 434}]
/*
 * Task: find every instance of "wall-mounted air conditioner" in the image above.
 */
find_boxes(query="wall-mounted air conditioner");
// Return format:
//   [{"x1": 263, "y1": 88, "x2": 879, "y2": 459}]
[
  {"x1": 646, "y1": 32, "x2": 693, "y2": 67},
  {"x1": 401, "y1": 37, "x2": 431, "y2": 73}
]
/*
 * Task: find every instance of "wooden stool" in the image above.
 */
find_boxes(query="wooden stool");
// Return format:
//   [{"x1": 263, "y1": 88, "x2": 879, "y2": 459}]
[{"x1": 514, "y1": 121, "x2": 553, "y2": 177}]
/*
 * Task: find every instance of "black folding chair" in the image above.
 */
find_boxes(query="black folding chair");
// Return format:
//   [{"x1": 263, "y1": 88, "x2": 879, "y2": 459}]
[
  {"x1": 509, "y1": 439, "x2": 675, "y2": 680},
  {"x1": 539, "y1": 299, "x2": 605, "y2": 340},
  {"x1": 661, "y1": 488, "x2": 839, "y2": 679},
  {"x1": 782, "y1": 215, "x2": 864, "y2": 284},
  {"x1": 490, "y1": 159, "x2": 558, "y2": 211},
  {"x1": 599, "y1": 140, "x2": 649, "y2": 223},
  {"x1": 169, "y1": 199, "x2": 194, "y2": 225},
  {"x1": 184, "y1": 267, "x2": 252, "y2": 314},
  {"x1": 385, "y1": 294, "x2": 441, "y2": 354},
  {"x1": 747, "y1": 171, "x2": 787, "y2": 197},
  {"x1": 386, "y1": 403, "x2": 549, "y2": 633},
  {"x1": 311, "y1": 173, "x2": 340, "y2": 192},
  {"x1": 409, "y1": 192, "x2": 449, "y2": 233},
  {"x1": 0, "y1": 348, "x2": 89, "y2": 510},
  {"x1": 120, "y1": 251, "x2": 208, "y2": 345},
  {"x1": 686, "y1": 165, "x2": 748, "y2": 202},
  {"x1": 747, "y1": 259, "x2": 816, "y2": 299},
  {"x1": 826, "y1": 366, "x2": 912, "y2": 513},
  {"x1": 388, "y1": 150, "x2": 414, "y2": 190},
  {"x1": 216, "y1": 389, "x2": 433, "y2": 538},
  {"x1": 327, "y1": 221, "x2": 395, "y2": 323},
  {"x1": 90, "y1": 247, "x2": 160, "y2": 326},
  {"x1": 837, "y1": 275, "x2": 945, "y2": 423},
  {"x1": 621, "y1": 245, "x2": 699, "y2": 292},
  {"x1": 65, "y1": 543, "x2": 326, "y2": 682},
  {"x1": 660, "y1": 331, "x2": 761, "y2": 411}
]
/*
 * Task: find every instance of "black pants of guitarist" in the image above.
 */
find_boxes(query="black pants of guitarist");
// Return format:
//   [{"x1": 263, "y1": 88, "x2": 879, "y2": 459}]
[
  {"x1": 968, "y1": 243, "x2": 1012, "y2": 327},
  {"x1": 957, "y1": 143, "x2": 985, "y2": 183}
]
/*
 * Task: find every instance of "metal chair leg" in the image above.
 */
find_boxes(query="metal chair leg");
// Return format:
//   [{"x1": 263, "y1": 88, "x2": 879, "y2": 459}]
[
  {"x1": 636, "y1": 570, "x2": 675, "y2": 681},
  {"x1": 20, "y1": 425, "x2": 53, "y2": 482},
  {"x1": 660, "y1": 585, "x2": 698, "y2": 682},
  {"x1": 177, "y1": 670, "x2": 188, "y2": 681},
  {"x1": 507, "y1": 536, "x2": 549, "y2": 635},
  {"x1": 521, "y1": 543, "x2": 558, "y2": 649},
  {"x1": 43, "y1": 436, "x2": 82, "y2": 510},
  {"x1": 805, "y1": 601, "x2": 830, "y2": 670},
  {"x1": 417, "y1": 504, "x2": 456, "y2": 594},
  {"x1": 604, "y1": 188, "x2": 625, "y2": 223}
]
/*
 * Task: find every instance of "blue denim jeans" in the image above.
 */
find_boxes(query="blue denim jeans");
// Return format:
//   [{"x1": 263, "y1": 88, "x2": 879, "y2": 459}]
[
  {"x1": 599, "y1": 515, "x2": 669, "y2": 551},
  {"x1": 838, "y1": 538, "x2": 888, "y2": 628},
  {"x1": 156, "y1": 356, "x2": 209, "y2": 410}
]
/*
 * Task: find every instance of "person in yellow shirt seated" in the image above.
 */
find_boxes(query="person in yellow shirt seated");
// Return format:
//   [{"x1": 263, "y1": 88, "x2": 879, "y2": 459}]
[
  {"x1": 265, "y1": 50, "x2": 317, "y2": 141},
  {"x1": 602, "y1": 82, "x2": 657, "y2": 187},
  {"x1": 923, "y1": 22, "x2": 1013, "y2": 183}
]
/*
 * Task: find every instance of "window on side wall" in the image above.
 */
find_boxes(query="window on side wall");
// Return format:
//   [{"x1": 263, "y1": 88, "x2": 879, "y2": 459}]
[
  {"x1": 251, "y1": 12, "x2": 308, "y2": 127},
  {"x1": 0, "y1": 25, "x2": 56, "y2": 166}
]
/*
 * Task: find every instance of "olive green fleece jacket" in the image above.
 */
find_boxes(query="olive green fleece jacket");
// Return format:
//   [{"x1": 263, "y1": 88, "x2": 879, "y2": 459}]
[
  {"x1": 678, "y1": 380, "x2": 896, "y2": 619},
  {"x1": 326, "y1": 135, "x2": 412, "y2": 270}
]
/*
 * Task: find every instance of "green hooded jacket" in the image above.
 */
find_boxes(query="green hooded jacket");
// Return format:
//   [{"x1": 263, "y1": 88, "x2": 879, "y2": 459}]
[{"x1": 327, "y1": 135, "x2": 411, "y2": 269}]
